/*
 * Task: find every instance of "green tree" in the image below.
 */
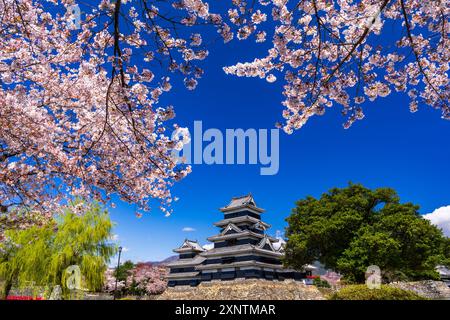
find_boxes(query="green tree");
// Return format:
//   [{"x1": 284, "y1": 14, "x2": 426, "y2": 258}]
[
  {"x1": 0, "y1": 200, "x2": 116, "y2": 299},
  {"x1": 0, "y1": 224, "x2": 53, "y2": 299},
  {"x1": 115, "y1": 260, "x2": 135, "y2": 282},
  {"x1": 284, "y1": 183, "x2": 450, "y2": 283}
]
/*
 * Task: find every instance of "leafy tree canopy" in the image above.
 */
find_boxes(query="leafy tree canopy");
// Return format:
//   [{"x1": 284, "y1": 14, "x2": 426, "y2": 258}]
[
  {"x1": 0, "y1": 200, "x2": 116, "y2": 299},
  {"x1": 115, "y1": 260, "x2": 135, "y2": 282},
  {"x1": 284, "y1": 183, "x2": 450, "y2": 283}
]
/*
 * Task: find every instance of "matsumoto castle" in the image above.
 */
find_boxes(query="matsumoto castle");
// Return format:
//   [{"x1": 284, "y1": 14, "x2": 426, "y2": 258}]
[{"x1": 166, "y1": 195, "x2": 315, "y2": 287}]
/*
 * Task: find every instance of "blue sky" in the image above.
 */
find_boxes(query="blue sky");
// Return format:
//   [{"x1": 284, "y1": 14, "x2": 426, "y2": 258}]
[{"x1": 108, "y1": 29, "x2": 450, "y2": 263}]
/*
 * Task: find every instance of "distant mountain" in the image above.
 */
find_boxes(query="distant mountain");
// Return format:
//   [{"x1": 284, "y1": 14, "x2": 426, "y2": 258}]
[{"x1": 147, "y1": 255, "x2": 179, "y2": 266}]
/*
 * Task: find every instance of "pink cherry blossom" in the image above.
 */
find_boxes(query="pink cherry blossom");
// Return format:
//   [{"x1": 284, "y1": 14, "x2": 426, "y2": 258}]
[
  {"x1": 1, "y1": 0, "x2": 448, "y2": 226},
  {"x1": 104, "y1": 263, "x2": 167, "y2": 296},
  {"x1": 0, "y1": 0, "x2": 222, "y2": 219},
  {"x1": 128, "y1": 263, "x2": 168, "y2": 295},
  {"x1": 223, "y1": 0, "x2": 449, "y2": 133}
]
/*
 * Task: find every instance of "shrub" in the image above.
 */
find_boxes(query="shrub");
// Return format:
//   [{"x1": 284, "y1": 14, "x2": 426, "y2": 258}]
[
  {"x1": 329, "y1": 285, "x2": 425, "y2": 300},
  {"x1": 313, "y1": 278, "x2": 331, "y2": 288}
]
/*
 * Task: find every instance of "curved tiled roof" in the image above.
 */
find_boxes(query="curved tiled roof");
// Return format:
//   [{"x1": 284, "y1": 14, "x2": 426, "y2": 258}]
[
  {"x1": 213, "y1": 215, "x2": 271, "y2": 228},
  {"x1": 166, "y1": 271, "x2": 200, "y2": 279},
  {"x1": 166, "y1": 255, "x2": 206, "y2": 267},
  {"x1": 173, "y1": 239, "x2": 205, "y2": 253},
  {"x1": 200, "y1": 243, "x2": 283, "y2": 258},
  {"x1": 219, "y1": 194, "x2": 265, "y2": 213},
  {"x1": 207, "y1": 230, "x2": 277, "y2": 242}
]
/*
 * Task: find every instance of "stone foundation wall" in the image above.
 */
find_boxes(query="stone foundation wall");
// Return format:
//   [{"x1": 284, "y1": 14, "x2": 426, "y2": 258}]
[
  {"x1": 158, "y1": 279, "x2": 325, "y2": 300},
  {"x1": 389, "y1": 280, "x2": 450, "y2": 300}
]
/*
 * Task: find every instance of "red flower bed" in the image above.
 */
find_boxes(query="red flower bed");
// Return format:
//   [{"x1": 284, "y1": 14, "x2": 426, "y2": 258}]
[{"x1": 6, "y1": 296, "x2": 44, "y2": 300}]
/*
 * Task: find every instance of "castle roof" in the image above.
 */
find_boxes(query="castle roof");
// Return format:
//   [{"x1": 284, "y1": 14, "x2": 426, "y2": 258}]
[
  {"x1": 219, "y1": 194, "x2": 265, "y2": 213},
  {"x1": 220, "y1": 223, "x2": 242, "y2": 235},
  {"x1": 166, "y1": 271, "x2": 200, "y2": 280},
  {"x1": 173, "y1": 239, "x2": 205, "y2": 253},
  {"x1": 207, "y1": 230, "x2": 277, "y2": 242},
  {"x1": 195, "y1": 260, "x2": 286, "y2": 271},
  {"x1": 165, "y1": 255, "x2": 206, "y2": 267},
  {"x1": 257, "y1": 235, "x2": 277, "y2": 251},
  {"x1": 213, "y1": 215, "x2": 271, "y2": 228},
  {"x1": 200, "y1": 243, "x2": 283, "y2": 258},
  {"x1": 272, "y1": 237, "x2": 286, "y2": 252}
]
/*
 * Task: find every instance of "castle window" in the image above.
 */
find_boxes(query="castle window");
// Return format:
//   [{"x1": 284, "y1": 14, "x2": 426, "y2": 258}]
[{"x1": 222, "y1": 257, "x2": 235, "y2": 264}]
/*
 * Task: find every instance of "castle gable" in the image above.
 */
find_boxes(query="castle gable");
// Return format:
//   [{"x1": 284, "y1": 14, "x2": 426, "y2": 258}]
[{"x1": 220, "y1": 223, "x2": 242, "y2": 235}]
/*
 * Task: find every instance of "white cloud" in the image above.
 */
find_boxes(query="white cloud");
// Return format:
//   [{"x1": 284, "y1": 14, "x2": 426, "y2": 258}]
[
  {"x1": 111, "y1": 234, "x2": 119, "y2": 241},
  {"x1": 121, "y1": 247, "x2": 130, "y2": 253},
  {"x1": 182, "y1": 227, "x2": 196, "y2": 232},
  {"x1": 202, "y1": 243, "x2": 214, "y2": 250},
  {"x1": 424, "y1": 205, "x2": 450, "y2": 237}
]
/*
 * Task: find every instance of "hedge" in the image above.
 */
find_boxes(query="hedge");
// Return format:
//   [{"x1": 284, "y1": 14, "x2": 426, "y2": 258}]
[{"x1": 329, "y1": 285, "x2": 425, "y2": 300}]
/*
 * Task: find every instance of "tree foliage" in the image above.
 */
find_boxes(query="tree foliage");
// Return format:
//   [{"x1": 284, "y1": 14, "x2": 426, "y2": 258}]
[
  {"x1": 0, "y1": 200, "x2": 116, "y2": 299},
  {"x1": 284, "y1": 183, "x2": 450, "y2": 283},
  {"x1": 115, "y1": 260, "x2": 135, "y2": 282}
]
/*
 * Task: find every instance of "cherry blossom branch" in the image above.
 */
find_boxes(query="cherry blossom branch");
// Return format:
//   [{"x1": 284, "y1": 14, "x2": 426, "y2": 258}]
[
  {"x1": 399, "y1": 0, "x2": 447, "y2": 106},
  {"x1": 322, "y1": 0, "x2": 391, "y2": 86}
]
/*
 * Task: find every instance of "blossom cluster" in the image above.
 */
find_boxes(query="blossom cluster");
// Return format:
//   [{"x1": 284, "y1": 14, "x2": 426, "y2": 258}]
[
  {"x1": 103, "y1": 263, "x2": 168, "y2": 296},
  {"x1": 0, "y1": 0, "x2": 217, "y2": 217},
  {"x1": 223, "y1": 0, "x2": 449, "y2": 133},
  {"x1": 1, "y1": 0, "x2": 448, "y2": 223}
]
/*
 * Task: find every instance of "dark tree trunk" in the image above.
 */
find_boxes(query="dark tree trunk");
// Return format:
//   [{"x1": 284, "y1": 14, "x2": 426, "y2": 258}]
[{"x1": 1, "y1": 280, "x2": 12, "y2": 300}]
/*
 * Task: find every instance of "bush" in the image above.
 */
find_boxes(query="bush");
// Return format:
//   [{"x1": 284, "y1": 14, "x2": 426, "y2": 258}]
[
  {"x1": 329, "y1": 285, "x2": 425, "y2": 300},
  {"x1": 313, "y1": 278, "x2": 331, "y2": 288}
]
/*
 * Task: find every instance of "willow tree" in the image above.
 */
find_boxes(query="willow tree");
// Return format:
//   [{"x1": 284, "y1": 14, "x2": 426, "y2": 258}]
[
  {"x1": 0, "y1": 200, "x2": 116, "y2": 299},
  {"x1": 0, "y1": 223, "x2": 53, "y2": 299}
]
